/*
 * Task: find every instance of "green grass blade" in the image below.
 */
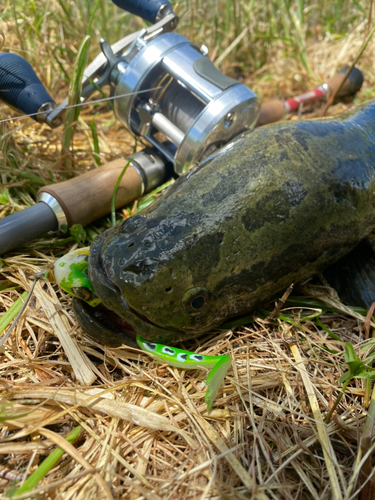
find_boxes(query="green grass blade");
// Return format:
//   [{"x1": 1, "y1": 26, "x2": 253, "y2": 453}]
[
  {"x1": 90, "y1": 117, "x2": 101, "y2": 166},
  {"x1": 9, "y1": 426, "x2": 81, "y2": 497},
  {"x1": 86, "y1": 0, "x2": 101, "y2": 35},
  {"x1": 111, "y1": 159, "x2": 132, "y2": 227},
  {"x1": 62, "y1": 35, "x2": 91, "y2": 169},
  {"x1": 0, "y1": 282, "x2": 19, "y2": 293},
  {"x1": 316, "y1": 318, "x2": 342, "y2": 342},
  {"x1": 286, "y1": 297, "x2": 368, "y2": 316},
  {"x1": 0, "y1": 402, "x2": 32, "y2": 423},
  {"x1": 0, "y1": 292, "x2": 28, "y2": 335},
  {"x1": 205, "y1": 355, "x2": 231, "y2": 411},
  {"x1": 220, "y1": 315, "x2": 255, "y2": 329},
  {"x1": 61, "y1": 0, "x2": 102, "y2": 168},
  {"x1": 136, "y1": 179, "x2": 174, "y2": 212}
]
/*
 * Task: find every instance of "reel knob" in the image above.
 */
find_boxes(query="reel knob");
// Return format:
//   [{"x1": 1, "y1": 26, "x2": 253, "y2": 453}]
[
  {"x1": 0, "y1": 52, "x2": 58, "y2": 124},
  {"x1": 112, "y1": 0, "x2": 173, "y2": 24},
  {"x1": 335, "y1": 65, "x2": 364, "y2": 97}
]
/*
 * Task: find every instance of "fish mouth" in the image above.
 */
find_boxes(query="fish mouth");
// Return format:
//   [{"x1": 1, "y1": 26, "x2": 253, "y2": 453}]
[
  {"x1": 74, "y1": 231, "x2": 185, "y2": 346},
  {"x1": 72, "y1": 298, "x2": 139, "y2": 348}
]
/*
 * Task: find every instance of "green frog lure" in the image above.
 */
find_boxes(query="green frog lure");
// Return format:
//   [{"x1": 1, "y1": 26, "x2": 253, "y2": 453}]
[{"x1": 54, "y1": 247, "x2": 231, "y2": 411}]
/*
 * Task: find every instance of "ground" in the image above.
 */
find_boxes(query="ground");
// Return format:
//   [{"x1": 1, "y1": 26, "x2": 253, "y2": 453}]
[{"x1": 1, "y1": 1, "x2": 375, "y2": 499}]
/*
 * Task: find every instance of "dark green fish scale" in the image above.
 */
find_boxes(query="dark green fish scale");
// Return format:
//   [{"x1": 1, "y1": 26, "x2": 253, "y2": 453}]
[{"x1": 87, "y1": 101, "x2": 375, "y2": 343}]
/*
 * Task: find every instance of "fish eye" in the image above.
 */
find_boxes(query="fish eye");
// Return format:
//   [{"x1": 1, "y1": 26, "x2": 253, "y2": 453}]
[
  {"x1": 190, "y1": 295, "x2": 206, "y2": 310},
  {"x1": 182, "y1": 287, "x2": 211, "y2": 313},
  {"x1": 71, "y1": 286, "x2": 93, "y2": 302}
]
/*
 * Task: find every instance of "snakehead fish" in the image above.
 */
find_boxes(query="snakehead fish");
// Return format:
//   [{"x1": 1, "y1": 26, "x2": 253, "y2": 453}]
[
  {"x1": 68, "y1": 100, "x2": 375, "y2": 346},
  {"x1": 54, "y1": 100, "x2": 375, "y2": 409}
]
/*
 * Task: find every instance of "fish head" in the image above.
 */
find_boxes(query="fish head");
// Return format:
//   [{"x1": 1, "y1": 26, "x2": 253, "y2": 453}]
[{"x1": 87, "y1": 197, "x2": 224, "y2": 343}]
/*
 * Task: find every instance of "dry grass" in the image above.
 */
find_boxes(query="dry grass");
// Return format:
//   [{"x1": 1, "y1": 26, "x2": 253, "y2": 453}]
[{"x1": 1, "y1": 1, "x2": 375, "y2": 499}]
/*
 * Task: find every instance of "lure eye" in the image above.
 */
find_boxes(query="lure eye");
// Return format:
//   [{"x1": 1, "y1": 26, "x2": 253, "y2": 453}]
[
  {"x1": 71, "y1": 286, "x2": 93, "y2": 302},
  {"x1": 182, "y1": 287, "x2": 211, "y2": 314}
]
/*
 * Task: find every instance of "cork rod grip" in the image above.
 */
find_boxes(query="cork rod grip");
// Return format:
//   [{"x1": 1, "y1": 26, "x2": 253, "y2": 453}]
[
  {"x1": 37, "y1": 159, "x2": 143, "y2": 227},
  {"x1": 256, "y1": 100, "x2": 285, "y2": 126}
]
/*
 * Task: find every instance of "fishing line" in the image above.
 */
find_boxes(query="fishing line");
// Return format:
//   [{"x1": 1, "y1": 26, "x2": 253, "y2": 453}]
[
  {"x1": 148, "y1": 72, "x2": 204, "y2": 132},
  {"x1": 158, "y1": 79, "x2": 205, "y2": 133},
  {"x1": 0, "y1": 86, "x2": 162, "y2": 125}
]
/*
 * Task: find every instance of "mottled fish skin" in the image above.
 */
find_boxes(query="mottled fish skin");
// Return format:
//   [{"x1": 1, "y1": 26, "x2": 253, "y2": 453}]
[{"x1": 88, "y1": 101, "x2": 375, "y2": 342}]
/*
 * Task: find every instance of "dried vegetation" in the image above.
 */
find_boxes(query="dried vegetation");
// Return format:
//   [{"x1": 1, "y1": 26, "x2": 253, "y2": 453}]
[{"x1": 1, "y1": 1, "x2": 375, "y2": 498}]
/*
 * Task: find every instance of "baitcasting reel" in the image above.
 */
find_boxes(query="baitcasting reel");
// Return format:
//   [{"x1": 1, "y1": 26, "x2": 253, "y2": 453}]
[
  {"x1": 0, "y1": 0, "x2": 259, "y2": 254},
  {"x1": 0, "y1": 0, "x2": 259, "y2": 175}
]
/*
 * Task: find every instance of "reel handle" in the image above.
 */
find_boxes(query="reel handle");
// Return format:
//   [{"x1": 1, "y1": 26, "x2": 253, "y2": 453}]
[
  {"x1": 0, "y1": 53, "x2": 55, "y2": 120},
  {"x1": 112, "y1": 0, "x2": 172, "y2": 24}
]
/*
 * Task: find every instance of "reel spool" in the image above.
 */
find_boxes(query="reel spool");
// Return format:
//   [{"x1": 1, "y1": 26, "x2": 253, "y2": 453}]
[{"x1": 112, "y1": 31, "x2": 259, "y2": 174}]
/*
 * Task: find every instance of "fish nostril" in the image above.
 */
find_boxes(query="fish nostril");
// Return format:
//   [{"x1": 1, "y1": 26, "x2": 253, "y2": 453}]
[
  {"x1": 122, "y1": 264, "x2": 141, "y2": 275},
  {"x1": 165, "y1": 287, "x2": 172, "y2": 292},
  {"x1": 128, "y1": 242, "x2": 135, "y2": 248},
  {"x1": 121, "y1": 258, "x2": 156, "y2": 280},
  {"x1": 121, "y1": 215, "x2": 146, "y2": 234}
]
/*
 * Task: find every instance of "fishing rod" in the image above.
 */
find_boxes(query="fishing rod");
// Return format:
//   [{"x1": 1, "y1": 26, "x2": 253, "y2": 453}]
[
  {"x1": 0, "y1": 0, "x2": 259, "y2": 254},
  {"x1": 0, "y1": 0, "x2": 363, "y2": 254},
  {"x1": 256, "y1": 65, "x2": 363, "y2": 126}
]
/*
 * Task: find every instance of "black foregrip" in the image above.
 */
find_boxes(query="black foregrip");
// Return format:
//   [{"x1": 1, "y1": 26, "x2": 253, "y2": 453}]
[
  {"x1": 112, "y1": 0, "x2": 171, "y2": 23},
  {"x1": 0, "y1": 202, "x2": 58, "y2": 255},
  {"x1": 0, "y1": 53, "x2": 54, "y2": 118}
]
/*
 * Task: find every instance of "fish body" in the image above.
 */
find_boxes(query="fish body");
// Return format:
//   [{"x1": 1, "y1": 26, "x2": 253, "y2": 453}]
[{"x1": 82, "y1": 101, "x2": 375, "y2": 345}]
